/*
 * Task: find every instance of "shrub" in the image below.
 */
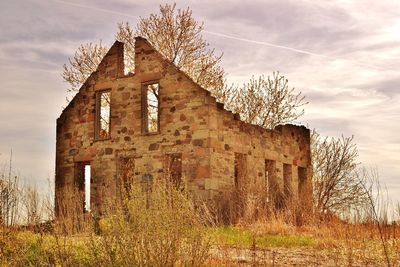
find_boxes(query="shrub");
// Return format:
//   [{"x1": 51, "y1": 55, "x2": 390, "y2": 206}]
[{"x1": 86, "y1": 178, "x2": 213, "y2": 266}]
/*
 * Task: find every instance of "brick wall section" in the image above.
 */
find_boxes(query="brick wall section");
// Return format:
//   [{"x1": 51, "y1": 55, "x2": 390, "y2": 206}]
[
  {"x1": 206, "y1": 101, "x2": 312, "y2": 212},
  {"x1": 55, "y1": 37, "x2": 312, "y2": 217}
]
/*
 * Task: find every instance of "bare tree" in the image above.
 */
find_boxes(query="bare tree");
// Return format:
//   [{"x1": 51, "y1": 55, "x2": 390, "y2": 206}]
[
  {"x1": 132, "y1": 3, "x2": 225, "y2": 94},
  {"x1": 62, "y1": 42, "x2": 108, "y2": 92},
  {"x1": 63, "y1": 4, "x2": 225, "y2": 96},
  {"x1": 0, "y1": 151, "x2": 21, "y2": 226},
  {"x1": 229, "y1": 73, "x2": 307, "y2": 129},
  {"x1": 357, "y1": 168, "x2": 391, "y2": 267},
  {"x1": 312, "y1": 131, "x2": 368, "y2": 216},
  {"x1": 23, "y1": 185, "x2": 42, "y2": 225},
  {"x1": 0, "y1": 152, "x2": 52, "y2": 226}
]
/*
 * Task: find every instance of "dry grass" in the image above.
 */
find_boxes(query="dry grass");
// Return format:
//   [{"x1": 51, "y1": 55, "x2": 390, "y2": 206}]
[
  {"x1": 2, "y1": 214, "x2": 400, "y2": 266},
  {"x1": 87, "y1": 179, "x2": 213, "y2": 266},
  {"x1": 1, "y1": 178, "x2": 213, "y2": 266},
  {"x1": 2, "y1": 168, "x2": 400, "y2": 266},
  {"x1": 206, "y1": 218, "x2": 400, "y2": 266}
]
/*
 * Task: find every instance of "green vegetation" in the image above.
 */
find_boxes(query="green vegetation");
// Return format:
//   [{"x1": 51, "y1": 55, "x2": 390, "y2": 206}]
[
  {"x1": 209, "y1": 226, "x2": 315, "y2": 248},
  {"x1": 0, "y1": 228, "x2": 87, "y2": 266}
]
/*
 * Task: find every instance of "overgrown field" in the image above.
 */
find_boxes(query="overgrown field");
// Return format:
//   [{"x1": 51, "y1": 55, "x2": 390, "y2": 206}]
[
  {"x1": 2, "y1": 176, "x2": 400, "y2": 266},
  {"x1": 2, "y1": 220, "x2": 400, "y2": 266}
]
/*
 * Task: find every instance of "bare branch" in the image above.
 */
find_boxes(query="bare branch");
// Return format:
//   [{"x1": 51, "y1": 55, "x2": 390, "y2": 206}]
[
  {"x1": 134, "y1": 3, "x2": 225, "y2": 94},
  {"x1": 311, "y1": 130, "x2": 368, "y2": 216},
  {"x1": 63, "y1": 4, "x2": 225, "y2": 98},
  {"x1": 229, "y1": 72, "x2": 307, "y2": 129},
  {"x1": 62, "y1": 42, "x2": 108, "y2": 92}
]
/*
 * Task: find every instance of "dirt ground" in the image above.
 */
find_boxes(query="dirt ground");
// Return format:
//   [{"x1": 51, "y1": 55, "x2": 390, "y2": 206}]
[{"x1": 211, "y1": 246, "x2": 385, "y2": 266}]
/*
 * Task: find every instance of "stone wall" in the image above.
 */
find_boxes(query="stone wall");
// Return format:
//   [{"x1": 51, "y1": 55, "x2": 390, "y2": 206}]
[{"x1": 55, "y1": 37, "x2": 312, "y2": 218}]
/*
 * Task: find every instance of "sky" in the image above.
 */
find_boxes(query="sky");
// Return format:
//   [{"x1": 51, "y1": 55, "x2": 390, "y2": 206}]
[{"x1": 0, "y1": 0, "x2": 399, "y2": 205}]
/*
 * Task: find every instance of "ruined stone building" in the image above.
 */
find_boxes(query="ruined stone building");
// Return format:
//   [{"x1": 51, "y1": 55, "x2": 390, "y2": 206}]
[{"x1": 55, "y1": 37, "x2": 312, "y2": 219}]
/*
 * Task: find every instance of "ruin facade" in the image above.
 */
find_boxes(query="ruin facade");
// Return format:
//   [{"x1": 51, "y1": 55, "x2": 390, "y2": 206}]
[{"x1": 55, "y1": 37, "x2": 312, "y2": 219}]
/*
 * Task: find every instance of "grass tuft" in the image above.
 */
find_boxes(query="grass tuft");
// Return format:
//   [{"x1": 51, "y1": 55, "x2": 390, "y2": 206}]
[{"x1": 209, "y1": 226, "x2": 316, "y2": 248}]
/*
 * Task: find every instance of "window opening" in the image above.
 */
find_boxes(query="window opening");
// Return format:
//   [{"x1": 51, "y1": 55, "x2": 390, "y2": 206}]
[
  {"x1": 96, "y1": 90, "x2": 111, "y2": 139},
  {"x1": 166, "y1": 153, "x2": 182, "y2": 188},
  {"x1": 143, "y1": 83, "x2": 159, "y2": 133}
]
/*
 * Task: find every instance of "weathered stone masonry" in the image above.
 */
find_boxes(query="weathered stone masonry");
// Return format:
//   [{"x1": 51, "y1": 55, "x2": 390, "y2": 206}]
[{"x1": 55, "y1": 37, "x2": 312, "y2": 217}]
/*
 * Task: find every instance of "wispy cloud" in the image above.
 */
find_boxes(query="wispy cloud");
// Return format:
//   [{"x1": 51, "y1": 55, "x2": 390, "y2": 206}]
[{"x1": 51, "y1": 0, "x2": 139, "y2": 19}]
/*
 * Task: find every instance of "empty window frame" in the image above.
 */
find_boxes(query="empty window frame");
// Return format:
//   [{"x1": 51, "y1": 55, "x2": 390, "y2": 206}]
[
  {"x1": 265, "y1": 159, "x2": 277, "y2": 201},
  {"x1": 95, "y1": 90, "x2": 111, "y2": 139},
  {"x1": 298, "y1": 167, "x2": 307, "y2": 198},
  {"x1": 118, "y1": 157, "x2": 135, "y2": 198},
  {"x1": 283, "y1": 164, "x2": 293, "y2": 201},
  {"x1": 142, "y1": 82, "x2": 160, "y2": 133},
  {"x1": 165, "y1": 153, "x2": 182, "y2": 188},
  {"x1": 234, "y1": 153, "x2": 247, "y2": 190},
  {"x1": 75, "y1": 162, "x2": 91, "y2": 212}
]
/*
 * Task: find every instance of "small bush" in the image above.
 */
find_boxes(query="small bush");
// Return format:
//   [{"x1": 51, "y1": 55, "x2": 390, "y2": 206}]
[{"x1": 86, "y1": 178, "x2": 213, "y2": 266}]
